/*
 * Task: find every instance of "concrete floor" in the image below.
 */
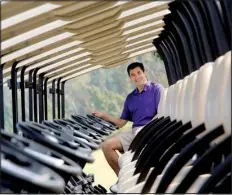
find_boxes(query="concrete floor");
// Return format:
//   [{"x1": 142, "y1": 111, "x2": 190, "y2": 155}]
[{"x1": 84, "y1": 149, "x2": 118, "y2": 192}]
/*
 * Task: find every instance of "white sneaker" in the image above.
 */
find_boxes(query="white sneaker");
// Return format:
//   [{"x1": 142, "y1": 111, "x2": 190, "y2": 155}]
[{"x1": 110, "y1": 182, "x2": 118, "y2": 193}]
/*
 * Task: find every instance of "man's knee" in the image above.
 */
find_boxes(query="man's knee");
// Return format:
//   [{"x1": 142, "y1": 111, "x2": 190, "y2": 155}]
[
  {"x1": 102, "y1": 139, "x2": 112, "y2": 152},
  {"x1": 102, "y1": 137, "x2": 123, "y2": 153}
]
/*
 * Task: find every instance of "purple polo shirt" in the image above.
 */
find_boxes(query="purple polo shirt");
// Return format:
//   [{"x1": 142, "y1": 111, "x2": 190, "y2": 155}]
[{"x1": 120, "y1": 81, "x2": 163, "y2": 128}]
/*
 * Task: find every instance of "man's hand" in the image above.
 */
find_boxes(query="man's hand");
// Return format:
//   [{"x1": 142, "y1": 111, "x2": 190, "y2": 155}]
[
  {"x1": 92, "y1": 110, "x2": 127, "y2": 128},
  {"x1": 92, "y1": 111, "x2": 106, "y2": 119}
]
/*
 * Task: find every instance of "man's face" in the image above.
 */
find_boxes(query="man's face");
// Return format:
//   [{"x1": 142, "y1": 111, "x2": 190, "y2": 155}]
[{"x1": 129, "y1": 67, "x2": 147, "y2": 87}]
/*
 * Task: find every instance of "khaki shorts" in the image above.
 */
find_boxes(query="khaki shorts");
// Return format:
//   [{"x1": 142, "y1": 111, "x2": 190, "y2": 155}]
[{"x1": 115, "y1": 126, "x2": 144, "y2": 152}]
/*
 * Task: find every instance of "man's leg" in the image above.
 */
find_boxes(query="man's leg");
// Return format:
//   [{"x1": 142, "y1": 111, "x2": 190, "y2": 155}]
[
  {"x1": 102, "y1": 136, "x2": 123, "y2": 176},
  {"x1": 102, "y1": 131, "x2": 134, "y2": 176}
]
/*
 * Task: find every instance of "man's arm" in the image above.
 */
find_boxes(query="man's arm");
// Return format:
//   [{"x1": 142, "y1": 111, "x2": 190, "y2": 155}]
[{"x1": 92, "y1": 111, "x2": 128, "y2": 128}]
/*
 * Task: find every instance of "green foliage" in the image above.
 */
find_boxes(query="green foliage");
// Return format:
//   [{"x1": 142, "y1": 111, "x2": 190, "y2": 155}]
[{"x1": 3, "y1": 51, "x2": 168, "y2": 131}]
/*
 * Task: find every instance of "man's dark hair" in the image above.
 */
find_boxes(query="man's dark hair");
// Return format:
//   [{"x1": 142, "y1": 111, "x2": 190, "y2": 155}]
[{"x1": 127, "y1": 62, "x2": 145, "y2": 76}]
